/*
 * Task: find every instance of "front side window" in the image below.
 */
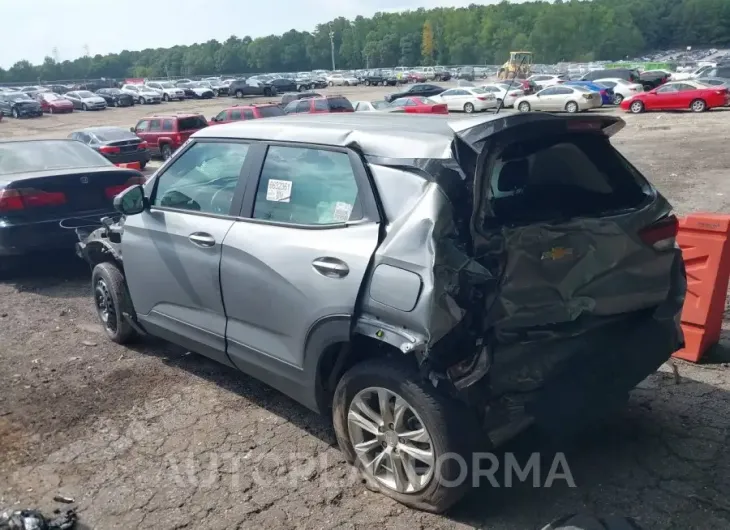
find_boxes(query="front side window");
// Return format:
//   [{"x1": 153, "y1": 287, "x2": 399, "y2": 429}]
[
  {"x1": 252, "y1": 146, "x2": 361, "y2": 225},
  {"x1": 152, "y1": 142, "x2": 250, "y2": 215},
  {"x1": 149, "y1": 120, "x2": 162, "y2": 132},
  {"x1": 162, "y1": 119, "x2": 174, "y2": 132},
  {"x1": 296, "y1": 100, "x2": 311, "y2": 113},
  {"x1": 135, "y1": 120, "x2": 150, "y2": 133}
]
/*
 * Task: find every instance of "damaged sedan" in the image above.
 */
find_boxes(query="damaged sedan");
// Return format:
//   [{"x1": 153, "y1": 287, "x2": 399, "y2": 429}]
[{"x1": 76, "y1": 112, "x2": 686, "y2": 513}]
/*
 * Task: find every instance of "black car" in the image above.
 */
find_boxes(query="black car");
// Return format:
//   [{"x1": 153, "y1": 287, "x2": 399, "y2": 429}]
[
  {"x1": 269, "y1": 78, "x2": 297, "y2": 93},
  {"x1": 280, "y1": 92, "x2": 323, "y2": 106},
  {"x1": 639, "y1": 70, "x2": 670, "y2": 90},
  {"x1": 69, "y1": 127, "x2": 151, "y2": 169},
  {"x1": 0, "y1": 139, "x2": 145, "y2": 260},
  {"x1": 0, "y1": 92, "x2": 43, "y2": 118},
  {"x1": 582, "y1": 68, "x2": 641, "y2": 84},
  {"x1": 456, "y1": 66, "x2": 475, "y2": 81},
  {"x1": 384, "y1": 83, "x2": 445, "y2": 103},
  {"x1": 228, "y1": 78, "x2": 277, "y2": 98},
  {"x1": 96, "y1": 88, "x2": 135, "y2": 108},
  {"x1": 48, "y1": 84, "x2": 73, "y2": 95},
  {"x1": 360, "y1": 70, "x2": 387, "y2": 86},
  {"x1": 293, "y1": 75, "x2": 317, "y2": 92}
]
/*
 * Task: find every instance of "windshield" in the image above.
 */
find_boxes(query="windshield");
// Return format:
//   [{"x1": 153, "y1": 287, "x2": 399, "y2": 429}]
[
  {"x1": 471, "y1": 87, "x2": 487, "y2": 94},
  {"x1": 105, "y1": 89, "x2": 122, "y2": 95},
  {"x1": 7, "y1": 92, "x2": 32, "y2": 102},
  {"x1": 91, "y1": 128, "x2": 137, "y2": 142},
  {"x1": 0, "y1": 140, "x2": 111, "y2": 175},
  {"x1": 44, "y1": 93, "x2": 63, "y2": 100},
  {"x1": 77, "y1": 91, "x2": 94, "y2": 98},
  {"x1": 158, "y1": 82, "x2": 174, "y2": 88}
]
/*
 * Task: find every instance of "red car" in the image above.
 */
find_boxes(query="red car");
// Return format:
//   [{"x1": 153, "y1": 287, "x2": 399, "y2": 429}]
[
  {"x1": 36, "y1": 92, "x2": 74, "y2": 114},
  {"x1": 131, "y1": 114, "x2": 208, "y2": 160},
  {"x1": 621, "y1": 81, "x2": 729, "y2": 113},
  {"x1": 389, "y1": 96, "x2": 448, "y2": 114},
  {"x1": 407, "y1": 71, "x2": 427, "y2": 83},
  {"x1": 282, "y1": 96, "x2": 354, "y2": 114},
  {"x1": 208, "y1": 103, "x2": 285, "y2": 125}
]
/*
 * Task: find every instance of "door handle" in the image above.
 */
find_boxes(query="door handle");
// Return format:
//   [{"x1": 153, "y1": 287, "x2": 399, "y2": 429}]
[
  {"x1": 188, "y1": 232, "x2": 216, "y2": 247},
  {"x1": 312, "y1": 257, "x2": 349, "y2": 278}
]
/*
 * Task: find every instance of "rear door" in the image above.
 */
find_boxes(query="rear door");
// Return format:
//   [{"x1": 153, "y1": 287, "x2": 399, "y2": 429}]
[
  {"x1": 122, "y1": 140, "x2": 254, "y2": 367},
  {"x1": 220, "y1": 143, "x2": 381, "y2": 380}
]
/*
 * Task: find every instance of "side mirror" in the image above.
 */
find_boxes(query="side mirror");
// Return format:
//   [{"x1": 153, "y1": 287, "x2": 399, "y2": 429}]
[
  {"x1": 210, "y1": 116, "x2": 217, "y2": 122},
  {"x1": 113, "y1": 185, "x2": 146, "y2": 215}
]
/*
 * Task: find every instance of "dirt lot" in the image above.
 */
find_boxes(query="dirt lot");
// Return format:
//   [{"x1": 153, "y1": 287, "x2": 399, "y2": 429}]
[{"x1": 1, "y1": 84, "x2": 729, "y2": 530}]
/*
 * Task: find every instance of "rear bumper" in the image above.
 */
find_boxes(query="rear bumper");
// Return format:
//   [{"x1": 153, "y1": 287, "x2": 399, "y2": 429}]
[
  {"x1": 104, "y1": 151, "x2": 151, "y2": 165},
  {"x1": 0, "y1": 209, "x2": 115, "y2": 257}
]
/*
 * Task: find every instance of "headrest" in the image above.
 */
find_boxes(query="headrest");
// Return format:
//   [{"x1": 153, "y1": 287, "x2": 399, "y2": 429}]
[{"x1": 498, "y1": 159, "x2": 529, "y2": 192}]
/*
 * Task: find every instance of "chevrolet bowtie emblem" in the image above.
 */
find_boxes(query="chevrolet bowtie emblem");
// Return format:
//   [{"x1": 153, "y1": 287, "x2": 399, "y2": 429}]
[{"x1": 541, "y1": 247, "x2": 574, "y2": 261}]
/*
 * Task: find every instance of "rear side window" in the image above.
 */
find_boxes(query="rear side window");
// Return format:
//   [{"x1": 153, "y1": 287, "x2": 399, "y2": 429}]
[
  {"x1": 487, "y1": 133, "x2": 646, "y2": 225},
  {"x1": 252, "y1": 146, "x2": 361, "y2": 225},
  {"x1": 257, "y1": 105, "x2": 285, "y2": 118},
  {"x1": 162, "y1": 120, "x2": 174, "y2": 132},
  {"x1": 295, "y1": 100, "x2": 311, "y2": 113},
  {"x1": 717, "y1": 67, "x2": 730, "y2": 78},
  {"x1": 242, "y1": 109, "x2": 255, "y2": 120},
  {"x1": 314, "y1": 99, "x2": 329, "y2": 111},
  {"x1": 177, "y1": 116, "x2": 208, "y2": 130},
  {"x1": 327, "y1": 97, "x2": 354, "y2": 112}
]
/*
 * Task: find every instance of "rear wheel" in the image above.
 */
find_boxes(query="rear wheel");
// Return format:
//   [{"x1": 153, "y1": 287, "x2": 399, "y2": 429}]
[
  {"x1": 235, "y1": 89, "x2": 243, "y2": 98},
  {"x1": 92, "y1": 262, "x2": 137, "y2": 344},
  {"x1": 81, "y1": 103, "x2": 88, "y2": 111},
  {"x1": 518, "y1": 101, "x2": 531, "y2": 112},
  {"x1": 690, "y1": 99, "x2": 707, "y2": 112},
  {"x1": 329, "y1": 81, "x2": 334, "y2": 87},
  {"x1": 565, "y1": 101, "x2": 579, "y2": 113},
  {"x1": 365, "y1": 80, "x2": 371, "y2": 86},
  {"x1": 333, "y1": 358, "x2": 477, "y2": 513},
  {"x1": 11, "y1": 107, "x2": 19, "y2": 118},
  {"x1": 629, "y1": 100, "x2": 644, "y2": 114},
  {"x1": 263, "y1": 88, "x2": 272, "y2": 97},
  {"x1": 163, "y1": 93, "x2": 169, "y2": 102},
  {"x1": 463, "y1": 102, "x2": 475, "y2": 113},
  {"x1": 139, "y1": 97, "x2": 146, "y2": 105},
  {"x1": 161, "y1": 144, "x2": 173, "y2": 160},
  {"x1": 344, "y1": 81, "x2": 350, "y2": 86},
  {"x1": 613, "y1": 93, "x2": 624, "y2": 105}
]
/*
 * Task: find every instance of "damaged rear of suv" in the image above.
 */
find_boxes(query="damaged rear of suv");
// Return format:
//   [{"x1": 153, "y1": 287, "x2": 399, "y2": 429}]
[{"x1": 76, "y1": 112, "x2": 685, "y2": 513}]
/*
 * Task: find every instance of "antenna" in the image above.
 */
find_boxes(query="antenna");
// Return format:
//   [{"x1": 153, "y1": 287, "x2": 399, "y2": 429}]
[{"x1": 495, "y1": 54, "x2": 528, "y2": 115}]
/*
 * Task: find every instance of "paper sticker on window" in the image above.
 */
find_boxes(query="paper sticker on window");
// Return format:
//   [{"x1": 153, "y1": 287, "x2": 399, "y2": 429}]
[
  {"x1": 266, "y1": 179, "x2": 292, "y2": 203},
  {"x1": 332, "y1": 201, "x2": 353, "y2": 222}
]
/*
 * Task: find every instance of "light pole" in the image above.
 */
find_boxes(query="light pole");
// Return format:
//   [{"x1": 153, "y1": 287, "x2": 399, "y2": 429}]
[{"x1": 329, "y1": 30, "x2": 336, "y2": 71}]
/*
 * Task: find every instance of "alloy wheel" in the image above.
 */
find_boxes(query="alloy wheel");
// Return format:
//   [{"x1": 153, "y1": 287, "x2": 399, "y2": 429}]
[
  {"x1": 94, "y1": 279, "x2": 117, "y2": 333},
  {"x1": 347, "y1": 387, "x2": 435, "y2": 494}
]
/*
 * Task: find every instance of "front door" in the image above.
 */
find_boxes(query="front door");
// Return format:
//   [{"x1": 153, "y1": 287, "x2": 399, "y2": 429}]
[
  {"x1": 650, "y1": 84, "x2": 679, "y2": 110},
  {"x1": 534, "y1": 87, "x2": 557, "y2": 110},
  {"x1": 220, "y1": 144, "x2": 380, "y2": 397},
  {"x1": 122, "y1": 140, "x2": 254, "y2": 367}
]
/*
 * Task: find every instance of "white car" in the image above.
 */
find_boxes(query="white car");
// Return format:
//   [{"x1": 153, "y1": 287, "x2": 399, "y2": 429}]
[
  {"x1": 593, "y1": 78, "x2": 644, "y2": 104},
  {"x1": 145, "y1": 81, "x2": 186, "y2": 102},
  {"x1": 515, "y1": 85, "x2": 602, "y2": 113},
  {"x1": 326, "y1": 73, "x2": 359, "y2": 87},
  {"x1": 430, "y1": 87, "x2": 497, "y2": 113},
  {"x1": 353, "y1": 100, "x2": 392, "y2": 112},
  {"x1": 120, "y1": 84, "x2": 162, "y2": 104},
  {"x1": 527, "y1": 74, "x2": 568, "y2": 89},
  {"x1": 671, "y1": 64, "x2": 715, "y2": 81},
  {"x1": 480, "y1": 83, "x2": 525, "y2": 107}
]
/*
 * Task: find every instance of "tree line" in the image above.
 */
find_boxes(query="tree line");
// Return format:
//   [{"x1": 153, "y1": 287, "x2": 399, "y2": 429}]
[{"x1": 2, "y1": 0, "x2": 729, "y2": 84}]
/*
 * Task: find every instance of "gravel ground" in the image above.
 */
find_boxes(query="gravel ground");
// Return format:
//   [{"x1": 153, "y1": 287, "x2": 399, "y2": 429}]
[{"x1": 1, "y1": 84, "x2": 729, "y2": 530}]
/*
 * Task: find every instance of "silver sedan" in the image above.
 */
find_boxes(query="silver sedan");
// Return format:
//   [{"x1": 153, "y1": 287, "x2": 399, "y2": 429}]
[{"x1": 515, "y1": 85, "x2": 601, "y2": 113}]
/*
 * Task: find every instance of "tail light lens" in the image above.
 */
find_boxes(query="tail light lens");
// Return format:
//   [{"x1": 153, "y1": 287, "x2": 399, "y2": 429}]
[
  {"x1": 509, "y1": 91, "x2": 521, "y2": 96},
  {"x1": 582, "y1": 93, "x2": 591, "y2": 99},
  {"x1": 99, "y1": 145, "x2": 121, "y2": 154},
  {"x1": 639, "y1": 215, "x2": 678, "y2": 251},
  {"x1": 0, "y1": 188, "x2": 66, "y2": 212},
  {"x1": 173, "y1": 134, "x2": 182, "y2": 143},
  {"x1": 477, "y1": 96, "x2": 487, "y2": 101},
  {"x1": 104, "y1": 176, "x2": 147, "y2": 199},
  {"x1": 138, "y1": 141, "x2": 148, "y2": 150}
]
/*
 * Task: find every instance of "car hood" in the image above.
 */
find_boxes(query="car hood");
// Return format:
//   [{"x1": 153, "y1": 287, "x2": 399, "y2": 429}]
[{"x1": 81, "y1": 96, "x2": 106, "y2": 103}]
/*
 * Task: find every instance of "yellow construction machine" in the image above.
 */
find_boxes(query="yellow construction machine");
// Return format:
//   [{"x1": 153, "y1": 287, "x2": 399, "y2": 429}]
[{"x1": 497, "y1": 51, "x2": 533, "y2": 80}]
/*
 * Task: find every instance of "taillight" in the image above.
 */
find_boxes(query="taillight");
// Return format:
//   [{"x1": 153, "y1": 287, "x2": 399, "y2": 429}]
[
  {"x1": 509, "y1": 91, "x2": 520, "y2": 96},
  {"x1": 639, "y1": 215, "x2": 678, "y2": 251},
  {"x1": 173, "y1": 134, "x2": 182, "y2": 143},
  {"x1": 138, "y1": 141, "x2": 148, "y2": 150},
  {"x1": 477, "y1": 96, "x2": 487, "y2": 100},
  {"x1": 104, "y1": 176, "x2": 147, "y2": 199},
  {"x1": 0, "y1": 188, "x2": 66, "y2": 212},
  {"x1": 99, "y1": 145, "x2": 121, "y2": 154},
  {"x1": 582, "y1": 93, "x2": 591, "y2": 99}
]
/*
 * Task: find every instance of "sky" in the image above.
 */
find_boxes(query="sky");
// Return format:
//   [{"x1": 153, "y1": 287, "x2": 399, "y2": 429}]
[{"x1": 1, "y1": 0, "x2": 490, "y2": 69}]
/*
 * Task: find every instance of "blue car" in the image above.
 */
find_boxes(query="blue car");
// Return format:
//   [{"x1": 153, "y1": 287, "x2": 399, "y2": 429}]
[{"x1": 564, "y1": 81, "x2": 613, "y2": 105}]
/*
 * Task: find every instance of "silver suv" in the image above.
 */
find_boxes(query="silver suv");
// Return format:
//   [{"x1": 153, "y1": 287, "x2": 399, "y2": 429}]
[{"x1": 77, "y1": 112, "x2": 685, "y2": 512}]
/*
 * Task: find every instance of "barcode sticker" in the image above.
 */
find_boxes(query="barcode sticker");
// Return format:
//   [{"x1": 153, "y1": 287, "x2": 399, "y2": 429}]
[
  {"x1": 266, "y1": 179, "x2": 292, "y2": 202},
  {"x1": 332, "y1": 202, "x2": 353, "y2": 222}
]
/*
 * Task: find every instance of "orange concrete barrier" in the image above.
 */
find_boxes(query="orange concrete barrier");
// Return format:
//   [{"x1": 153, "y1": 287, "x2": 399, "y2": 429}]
[
  {"x1": 115, "y1": 162, "x2": 141, "y2": 170},
  {"x1": 673, "y1": 214, "x2": 730, "y2": 362}
]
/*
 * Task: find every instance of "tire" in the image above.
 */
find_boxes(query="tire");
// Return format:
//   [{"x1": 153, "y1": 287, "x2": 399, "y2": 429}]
[
  {"x1": 463, "y1": 102, "x2": 475, "y2": 113},
  {"x1": 690, "y1": 98, "x2": 706, "y2": 112},
  {"x1": 11, "y1": 107, "x2": 19, "y2": 118},
  {"x1": 496, "y1": 98, "x2": 503, "y2": 107},
  {"x1": 161, "y1": 144, "x2": 173, "y2": 160},
  {"x1": 163, "y1": 93, "x2": 169, "y2": 102},
  {"x1": 139, "y1": 97, "x2": 146, "y2": 105},
  {"x1": 81, "y1": 103, "x2": 88, "y2": 111},
  {"x1": 91, "y1": 262, "x2": 137, "y2": 344},
  {"x1": 332, "y1": 357, "x2": 477, "y2": 514},
  {"x1": 365, "y1": 80, "x2": 371, "y2": 86},
  {"x1": 540, "y1": 514, "x2": 644, "y2": 530},
  {"x1": 139, "y1": 162, "x2": 146, "y2": 170},
  {"x1": 613, "y1": 93, "x2": 624, "y2": 105},
  {"x1": 235, "y1": 90, "x2": 243, "y2": 98},
  {"x1": 344, "y1": 81, "x2": 350, "y2": 86},
  {"x1": 263, "y1": 88, "x2": 272, "y2": 97},
  {"x1": 629, "y1": 100, "x2": 644, "y2": 114},
  {"x1": 329, "y1": 81, "x2": 334, "y2": 87},
  {"x1": 565, "y1": 101, "x2": 579, "y2": 113},
  {"x1": 49, "y1": 106, "x2": 54, "y2": 114},
  {"x1": 518, "y1": 101, "x2": 531, "y2": 112}
]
